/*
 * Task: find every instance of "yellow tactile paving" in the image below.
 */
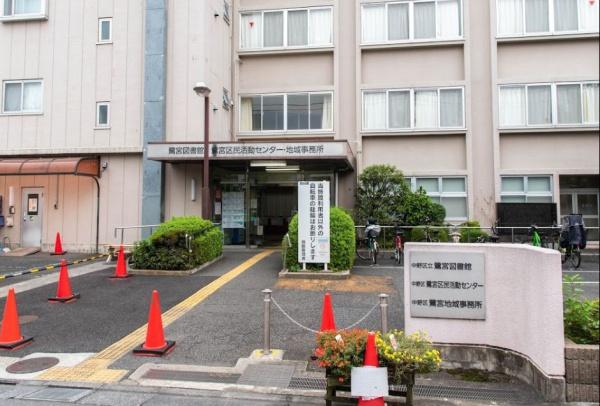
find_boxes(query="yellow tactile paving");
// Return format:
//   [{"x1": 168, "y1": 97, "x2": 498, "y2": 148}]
[{"x1": 38, "y1": 249, "x2": 274, "y2": 383}]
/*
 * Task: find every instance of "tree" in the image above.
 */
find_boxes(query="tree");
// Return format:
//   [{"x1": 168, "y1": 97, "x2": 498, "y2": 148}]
[
  {"x1": 355, "y1": 165, "x2": 411, "y2": 225},
  {"x1": 403, "y1": 188, "x2": 446, "y2": 226}
]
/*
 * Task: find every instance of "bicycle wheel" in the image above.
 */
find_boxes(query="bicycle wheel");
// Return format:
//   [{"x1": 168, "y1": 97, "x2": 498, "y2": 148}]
[
  {"x1": 561, "y1": 248, "x2": 568, "y2": 264},
  {"x1": 372, "y1": 241, "x2": 378, "y2": 265},
  {"x1": 356, "y1": 238, "x2": 370, "y2": 260},
  {"x1": 568, "y1": 246, "x2": 581, "y2": 269}
]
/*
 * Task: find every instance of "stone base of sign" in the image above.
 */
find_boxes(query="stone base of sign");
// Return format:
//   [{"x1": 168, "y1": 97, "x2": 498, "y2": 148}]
[
  {"x1": 436, "y1": 343, "x2": 565, "y2": 402},
  {"x1": 278, "y1": 269, "x2": 350, "y2": 280},
  {"x1": 129, "y1": 255, "x2": 223, "y2": 276},
  {"x1": 565, "y1": 338, "x2": 599, "y2": 403}
]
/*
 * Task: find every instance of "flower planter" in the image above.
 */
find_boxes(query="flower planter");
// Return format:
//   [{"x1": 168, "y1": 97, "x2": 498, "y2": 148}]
[{"x1": 324, "y1": 368, "x2": 415, "y2": 406}]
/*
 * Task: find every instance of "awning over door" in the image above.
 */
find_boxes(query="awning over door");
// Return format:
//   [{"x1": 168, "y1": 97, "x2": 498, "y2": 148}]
[{"x1": 0, "y1": 157, "x2": 100, "y2": 177}]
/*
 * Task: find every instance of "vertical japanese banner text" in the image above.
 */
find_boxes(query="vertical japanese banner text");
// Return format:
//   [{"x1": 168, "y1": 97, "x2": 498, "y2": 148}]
[{"x1": 298, "y1": 181, "x2": 330, "y2": 264}]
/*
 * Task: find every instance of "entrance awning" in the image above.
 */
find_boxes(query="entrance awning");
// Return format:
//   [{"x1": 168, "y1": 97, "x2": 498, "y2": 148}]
[
  {"x1": 147, "y1": 141, "x2": 355, "y2": 170},
  {"x1": 0, "y1": 157, "x2": 100, "y2": 177}
]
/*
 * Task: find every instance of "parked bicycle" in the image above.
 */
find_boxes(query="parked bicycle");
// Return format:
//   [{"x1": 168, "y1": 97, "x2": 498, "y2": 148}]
[
  {"x1": 560, "y1": 214, "x2": 587, "y2": 269},
  {"x1": 356, "y1": 220, "x2": 380, "y2": 265},
  {"x1": 393, "y1": 226, "x2": 405, "y2": 265}
]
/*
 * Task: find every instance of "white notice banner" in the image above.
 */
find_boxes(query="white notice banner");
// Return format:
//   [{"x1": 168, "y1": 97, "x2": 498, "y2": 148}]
[{"x1": 298, "y1": 181, "x2": 330, "y2": 264}]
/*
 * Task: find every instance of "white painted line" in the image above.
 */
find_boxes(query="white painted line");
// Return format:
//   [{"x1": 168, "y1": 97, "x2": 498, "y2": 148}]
[{"x1": 563, "y1": 281, "x2": 599, "y2": 284}]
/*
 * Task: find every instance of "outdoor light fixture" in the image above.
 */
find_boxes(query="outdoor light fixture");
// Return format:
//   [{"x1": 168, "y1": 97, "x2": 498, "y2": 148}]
[
  {"x1": 250, "y1": 160, "x2": 287, "y2": 168},
  {"x1": 265, "y1": 166, "x2": 300, "y2": 172},
  {"x1": 193, "y1": 82, "x2": 211, "y2": 97}
]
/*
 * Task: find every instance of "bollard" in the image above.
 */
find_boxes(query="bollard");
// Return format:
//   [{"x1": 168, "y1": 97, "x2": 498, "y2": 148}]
[
  {"x1": 262, "y1": 289, "x2": 272, "y2": 356},
  {"x1": 379, "y1": 293, "x2": 389, "y2": 334}
]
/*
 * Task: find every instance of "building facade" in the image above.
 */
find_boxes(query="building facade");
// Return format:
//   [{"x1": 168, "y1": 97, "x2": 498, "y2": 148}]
[{"x1": 0, "y1": 0, "x2": 598, "y2": 251}]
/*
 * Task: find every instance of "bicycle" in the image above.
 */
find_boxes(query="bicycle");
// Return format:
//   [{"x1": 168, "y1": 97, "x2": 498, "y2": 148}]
[
  {"x1": 561, "y1": 244, "x2": 582, "y2": 268},
  {"x1": 393, "y1": 226, "x2": 404, "y2": 265},
  {"x1": 356, "y1": 221, "x2": 380, "y2": 265}
]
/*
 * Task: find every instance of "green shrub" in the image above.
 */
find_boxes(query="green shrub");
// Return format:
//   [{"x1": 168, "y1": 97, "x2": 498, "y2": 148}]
[
  {"x1": 459, "y1": 221, "x2": 488, "y2": 243},
  {"x1": 403, "y1": 189, "x2": 446, "y2": 226},
  {"x1": 563, "y1": 274, "x2": 600, "y2": 344},
  {"x1": 409, "y1": 228, "x2": 426, "y2": 242},
  {"x1": 283, "y1": 207, "x2": 355, "y2": 272},
  {"x1": 131, "y1": 216, "x2": 223, "y2": 270},
  {"x1": 436, "y1": 228, "x2": 450, "y2": 242}
]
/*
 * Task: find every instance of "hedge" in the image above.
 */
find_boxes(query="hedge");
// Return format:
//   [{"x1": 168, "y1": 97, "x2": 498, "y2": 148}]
[
  {"x1": 283, "y1": 207, "x2": 355, "y2": 272},
  {"x1": 131, "y1": 216, "x2": 223, "y2": 270}
]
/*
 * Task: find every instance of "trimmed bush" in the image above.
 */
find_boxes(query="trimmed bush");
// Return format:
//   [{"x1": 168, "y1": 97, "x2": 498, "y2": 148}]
[
  {"x1": 283, "y1": 207, "x2": 355, "y2": 272},
  {"x1": 459, "y1": 221, "x2": 488, "y2": 243},
  {"x1": 131, "y1": 216, "x2": 223, "y2": 270}
]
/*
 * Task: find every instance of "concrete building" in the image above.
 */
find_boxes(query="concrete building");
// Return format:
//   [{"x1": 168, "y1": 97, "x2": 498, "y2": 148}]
[{"x1": 1, "y1": 0, "x2": 598, "y2": 251}]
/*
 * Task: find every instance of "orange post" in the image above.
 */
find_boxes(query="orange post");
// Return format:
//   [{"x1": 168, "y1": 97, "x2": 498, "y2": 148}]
[
  {"x1": 0, "y1": 288, "x2": 33, "y2": 350},
  {"x1": 133, "y1": 290, "x2": 175, "y2": 357},
  {"x1": 48, "y1": 260, "x2": 80, "y2": 303},
  {"x1": 110, "y1": 245, "x2": 131, "y2": 279},
  {"x1": 51, "y1": 232, "x2": 66, "y2": 255},
  {"x1": 320, "y1": 292, "x2": 336, "y2": 332}
]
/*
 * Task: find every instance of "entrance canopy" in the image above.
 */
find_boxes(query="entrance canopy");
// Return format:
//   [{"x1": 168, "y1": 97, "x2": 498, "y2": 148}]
[
  {"x1": 147, "y1": 140, "x2": 355, "y2": 171},
  {"x1": 0, "y1": 157, "x2": 100, "y2": 177}
]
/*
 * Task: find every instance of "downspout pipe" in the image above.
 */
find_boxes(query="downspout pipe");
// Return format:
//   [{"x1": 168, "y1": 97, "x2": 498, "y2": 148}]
[{"x1": 92, "y1": 176, "x2": 100, "y2": 254}]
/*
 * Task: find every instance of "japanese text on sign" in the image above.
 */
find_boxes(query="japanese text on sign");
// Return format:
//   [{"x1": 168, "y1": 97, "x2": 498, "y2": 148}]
[
  {"x1": 409, "y1": 251, "x2": 485, "y2": 320},
  {"x1": 298, "y1": 181, "x2": 330, "y2": 264}
]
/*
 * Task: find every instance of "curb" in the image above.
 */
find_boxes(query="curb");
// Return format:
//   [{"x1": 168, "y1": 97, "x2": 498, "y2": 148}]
[
  {"x1": 0, "y1": 254, "x2": 108, "y2": 281},
  {"x1": 129, "y1": 255, "x2": 224, "y2": 276}
]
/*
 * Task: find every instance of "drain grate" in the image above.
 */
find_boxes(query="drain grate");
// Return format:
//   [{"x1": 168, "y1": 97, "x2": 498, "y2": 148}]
[
  {"x1": 289, "y1": 377, "x2": 327, "y2": 390},
  {"x1": 142, "y1": 369, "x2": 240, "y2": 384},
  {"x1": 287, "y1": 378, "x2": 522, "y2": 402},
  {"x1": 238, "y1": 364, "x2": 296, "y2": 388}
]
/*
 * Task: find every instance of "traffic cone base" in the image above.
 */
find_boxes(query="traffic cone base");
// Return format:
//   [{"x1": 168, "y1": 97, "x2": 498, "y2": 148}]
[
  {"x1": 0, "y1": 336, "x2": 33, "y2": 351},
  {"x1": 48, "y1": 293, "x2": 80, "y2": 303},
  {"x1": 132, "y1": 340, "x2": 176, "y2": 357},
  {"x1": 50, "y1": 251, "x2": 66, "y2": 255},
  {"x1": 109, "y1": 274, "x2": 131, "y2": 279}
]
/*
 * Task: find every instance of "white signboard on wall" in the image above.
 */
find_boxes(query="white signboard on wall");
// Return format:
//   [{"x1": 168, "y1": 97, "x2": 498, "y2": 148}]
[
  {"x1": 409, "y1": 251, "x2": 485, "y2": 320},
  {"x1": 298, "y1": 181, "x2": 330, "y2": 264}
]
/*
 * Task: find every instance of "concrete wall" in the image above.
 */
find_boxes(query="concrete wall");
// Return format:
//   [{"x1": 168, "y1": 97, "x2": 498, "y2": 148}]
[
  {"x1": 404, "y1": 243, "x2": 565, "y2": 377},
  {"x1": 0, "y1": 0, "x2": 144, "y2": 154},
  {"x1": 0, "y1": 155, "x2": 142, "y2": 252}
]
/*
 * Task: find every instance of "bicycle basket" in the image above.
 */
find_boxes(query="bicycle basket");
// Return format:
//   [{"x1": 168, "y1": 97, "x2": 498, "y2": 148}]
[{"x1": 366, "y1": 225, "x2": 381, "y2": 239}]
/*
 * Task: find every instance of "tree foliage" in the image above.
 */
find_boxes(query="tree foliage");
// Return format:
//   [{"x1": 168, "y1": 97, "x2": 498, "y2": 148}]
[{"x1": 355, "y1": 165, "x2": 411, "y2": 225}]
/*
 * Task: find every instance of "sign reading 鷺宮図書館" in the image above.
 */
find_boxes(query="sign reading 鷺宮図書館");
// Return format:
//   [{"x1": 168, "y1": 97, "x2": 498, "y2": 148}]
[
  {"x1": 409, "y1": 251, "x2": 485, "y2": 320},
  {"x1": 298, "y1": 181, "x2": 330, "y2": 266}
]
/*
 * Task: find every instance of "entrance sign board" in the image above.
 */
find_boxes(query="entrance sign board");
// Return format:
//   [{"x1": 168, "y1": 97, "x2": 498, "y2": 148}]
[
  {"x1": 222, "y1": 191, "x2": 245, "y2": 229},
  {"x1": 147, "y1": 142, "x2": 347, "y2": 160},
  {"x1": 298, "y1": 181, "x2": 330, "y2": 264},
  {"x1": 409, "y1": 251, "x2": 485, "y2": 320}
]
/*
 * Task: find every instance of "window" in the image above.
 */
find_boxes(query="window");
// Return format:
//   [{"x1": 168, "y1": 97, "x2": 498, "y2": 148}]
[
  {"x1": 499, "y1": 81, "x2": 599, "y2": 128},
  {"x1": 363, "y1": 87, "x2": 464, "y2": 131},
  {"x1": 240, "y1": 7, "x2": 332, "y2": 50},
  {"x1": 96, "y1": 102, "x2": 110, "y2": 127},
  {"x1": 501, "y1": 176, "x2": 553, "y2": 202},
  {"x1": 362, "y1": 0, "x2": 462, "y2": 44},
  {"x1": 240, "y1": 92, "x2": 333, "y2": 133},
  {"x1": 409, "y1": 176, "x2": 468, "y2": 221},
  {"x1": 497, "y1": 0, "x2": 599, "y2": 37},
  {"x1": 2, "y1": 0, "x2": 45, "y2": 19},
  {"x1": 2, "y1": 80, "x2": 42, "y2": 113},
  {"x1": 98, "y1": 18, "x2": 112, "y2": 43}
]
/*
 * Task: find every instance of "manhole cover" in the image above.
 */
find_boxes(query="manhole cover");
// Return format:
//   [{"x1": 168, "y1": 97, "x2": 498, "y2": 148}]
[
  {"x1": 238, "y1": 364, "x2": 296, "y2": 388},
  {"x1": 6, "y1": 357, "x2": 60, "y2": 374}
]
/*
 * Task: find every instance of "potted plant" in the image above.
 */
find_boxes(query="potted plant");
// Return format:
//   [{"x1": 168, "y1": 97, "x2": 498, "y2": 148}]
[
  {"x1": 314, "y1": 329, "x2": 369, "y2": 383},
  {"x1": 376, "y1": 329, "x2": 442, "y2": 385}
]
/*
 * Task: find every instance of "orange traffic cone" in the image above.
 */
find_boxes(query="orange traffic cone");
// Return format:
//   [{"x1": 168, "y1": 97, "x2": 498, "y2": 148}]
[
  {"x1": 358, "y1": 332, "x2": 385, "y2": 406},
  {"x1": 133, "y1": 290, "x2": 175, "y2": 357},
  {"x1": 48, "y1": 260, "x2": 80, "y2": 303},
  {"x1": 0, "y1": 288, "x2": 33, "y2": 350},
  {"x1": 51, "y1": 232, "x2": 66, "y2": 255},
  {"x1": 110, "y1": 246, "x2": 130, "y2": 279},
  {"x1": 320, "y1": 292, "x2": 336, "y2": 332}
]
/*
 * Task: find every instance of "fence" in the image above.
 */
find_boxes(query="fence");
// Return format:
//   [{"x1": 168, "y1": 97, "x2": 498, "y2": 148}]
[
  {"x1": 260, "y1": 289, "x2": 390, "y2": 356},
  {"x1": 356, "y1": 225, "x2": 600, "y2": 251}
]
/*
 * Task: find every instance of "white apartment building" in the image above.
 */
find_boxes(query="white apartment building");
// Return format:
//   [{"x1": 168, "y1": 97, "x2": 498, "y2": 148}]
[{"x1": 1, "y1": 0, "x2": 598, "y2": 251}]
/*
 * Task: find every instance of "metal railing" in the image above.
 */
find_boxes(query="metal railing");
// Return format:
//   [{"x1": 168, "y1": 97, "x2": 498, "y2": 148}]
[
  {"x1": 356, "y1": 224, "x2": 600, "y2": 251},
  {"x1": 113, "y1": 222, "x2": 223, "y2": 245}
]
